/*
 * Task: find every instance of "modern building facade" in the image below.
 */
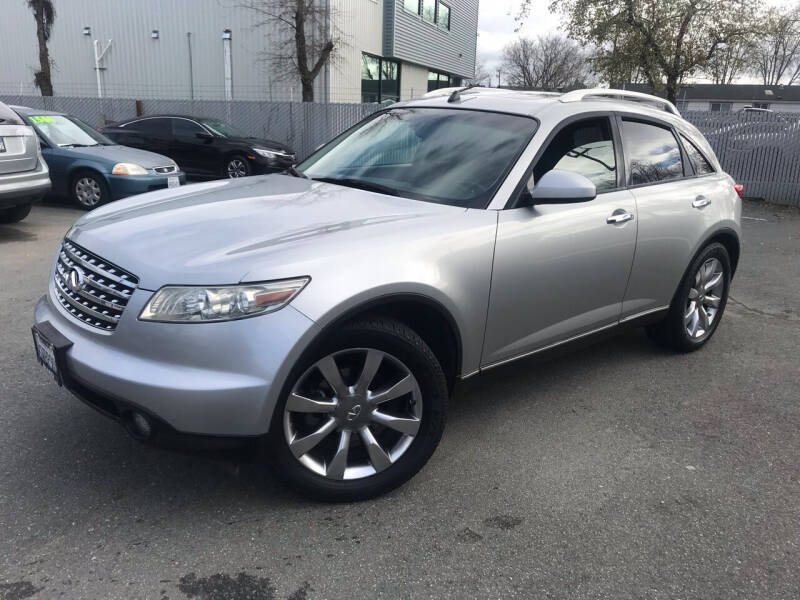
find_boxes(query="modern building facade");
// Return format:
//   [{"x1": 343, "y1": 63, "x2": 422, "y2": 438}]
[{"x1": 0, "y1": 0, "x2": 478, "y2": 104}]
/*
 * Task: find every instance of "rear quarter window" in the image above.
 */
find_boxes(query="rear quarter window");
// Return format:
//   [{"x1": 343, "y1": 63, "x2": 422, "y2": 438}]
[{"x1": 680, "y1": 134, "x2": 715, "y2": 175}]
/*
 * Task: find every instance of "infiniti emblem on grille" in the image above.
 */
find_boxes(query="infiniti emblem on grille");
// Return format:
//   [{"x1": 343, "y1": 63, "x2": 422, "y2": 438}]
[
  {"x1": 346, "y1": 404, "x2": 362, "y2": 421},
  {"x1": 67, "y1": 266, "x2": 86, "y2": 293}
]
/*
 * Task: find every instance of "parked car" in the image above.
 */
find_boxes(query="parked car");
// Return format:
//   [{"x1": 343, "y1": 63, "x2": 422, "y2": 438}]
[
  {"x1": 102, "y1": 115, "x2": 295, "y2": 179},
  {"x1": 12, "y1": 107, "x2": 186, "y2": 210},
  {"x1": 32, "y1": 88, "x2": 742, "y2": 501},
  {"x1": 0, "y1": 101, "x2": 50, "y2": 223}
]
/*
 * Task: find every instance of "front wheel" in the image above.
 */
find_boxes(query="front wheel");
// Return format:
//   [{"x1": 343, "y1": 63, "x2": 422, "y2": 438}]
[
  {"x1": 0, "y1": 203, "x2": 32, "y2": 224},
  {"x1": 225, "y1": 155, "x2": 251, "y2": 178},
  {"x1": 647, "y1": 242, "x2": 731, "y2": 352},
  {"x1": 71, "y1": 171, "x2": 110, "y2": 210},
  {"x1": 268, "y1": 318, "x2": 447, "y2": 501}
]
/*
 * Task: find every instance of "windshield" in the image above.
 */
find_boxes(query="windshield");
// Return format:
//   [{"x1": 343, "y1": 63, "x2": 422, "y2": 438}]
[
  {"x1": 200, "y1": 118, "x2": 248, "y2": 138},
  {"x1": 29, "y1": 115, "x2": 113, "y2": 147},
  {"x1": 298, "y1": 108, "x2": 538, "y2": 208}
]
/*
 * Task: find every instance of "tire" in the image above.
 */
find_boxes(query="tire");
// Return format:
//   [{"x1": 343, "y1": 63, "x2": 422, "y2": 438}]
[
  {"x1": 71, "y1": 171, "x2": 110, "y2": 210},
  {"x1": 268, "y1": 318, "x2": 447, "y2": 502},
  {"x1": 646, "y1": 242, "x2": 731, "y2": 352},
  {"x1": 0, "y1": 203, "x2": 32, "y2": 224},
  {"x1": 224, "y1": 155, "x2": 251, "y2": 179}
]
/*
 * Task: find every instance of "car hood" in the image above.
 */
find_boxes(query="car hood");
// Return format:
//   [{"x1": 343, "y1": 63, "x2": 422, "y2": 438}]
[
  {"x1": 63, "y1": 144, "x2": 176, "y2": 169},
  {"x1": 66, "y1": 174, "x2": 465, "y2": 289},
  {"x1": 230, "y1": 137, "x2": 293, "y2": 155}
]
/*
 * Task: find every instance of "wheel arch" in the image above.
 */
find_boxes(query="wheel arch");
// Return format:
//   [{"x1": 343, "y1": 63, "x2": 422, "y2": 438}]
[{"x1": 299, "y1": 293, "x2": 464, "y2": 394}]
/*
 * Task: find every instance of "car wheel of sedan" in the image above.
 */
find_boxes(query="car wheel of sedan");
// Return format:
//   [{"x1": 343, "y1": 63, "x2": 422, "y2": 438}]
[
  {"x1": 0, "y1": 203, "x2": 32, "y2": 224},
  {"x1": 268, "y1": 318, "x2": 447, "y2": 502},
  {"x1": 71, "y1": 171, "x2": 110, "y2": 210},
  {"x1": 647, "y1": 242, "x2": 731, "y2": 352},
  {"x1": 225, "y1": 155, "x2": 250, "y2": 178}
]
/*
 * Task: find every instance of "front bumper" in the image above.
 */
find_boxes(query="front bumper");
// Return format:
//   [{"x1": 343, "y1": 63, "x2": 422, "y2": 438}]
[
  {"x1": 249, "y1": 155, "x2": 294, "y2": 175},
  {"x1": 107, "y1": 171, "x2": 187, "y2": 200},
  {"x1": 34, "y1": 284, "x2": 319, "y2": 437}
]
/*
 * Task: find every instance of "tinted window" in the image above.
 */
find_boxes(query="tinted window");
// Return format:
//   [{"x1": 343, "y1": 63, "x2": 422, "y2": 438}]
[
  {"x1": 0, "y1": 102, "x2": 24, "y2": 125},
  {"x1": 299, "y1": 108, "x2": 538, "y2": 208},
  {"x1": 681, "y1": 134, "x2": 715, "y2": 175},
  {"x1": 621, "y1": 120, "x2": 683, "y2": 185},
  {"x1": 173, "y1": 119, "x2": 206, "y2": 137},
  {"x1": 534, "y1": 118, "x2": 617, "y2": 192},
  {"x1": 125, "y1": 118, "x2": 171, "y2": 134}
]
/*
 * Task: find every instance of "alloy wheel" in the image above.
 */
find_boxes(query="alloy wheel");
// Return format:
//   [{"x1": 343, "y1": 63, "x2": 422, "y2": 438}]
[
  {"x1": 283, "y1": 348, "x2": 423, "y2": 481},
  {"x1": 75, "y1": 177, "x2": 102, "y2": 207},
  {"x1": 227, "y1": 158, "x2": 248, "y2": 178},
  {"x1": 684, "y1": 257, "x2": 724, "y2": 339}
]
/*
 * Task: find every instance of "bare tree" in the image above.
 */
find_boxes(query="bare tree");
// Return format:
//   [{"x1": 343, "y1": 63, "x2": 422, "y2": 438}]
[
  {"x1": 27, "y1": 0, "x2": 55, "y2": 96},
  {"x1": 501, "y1": 34, "x2": 594, "y2": 90},
  {"x1": 241, "y1": 0, "x2": 340, "y2": 102},
  {"x1": 463, "y1": 58, "x2": 491, "y2": 86},
  {"x1": 750, "y1": 4, "x2": 800, "y2": 85}
]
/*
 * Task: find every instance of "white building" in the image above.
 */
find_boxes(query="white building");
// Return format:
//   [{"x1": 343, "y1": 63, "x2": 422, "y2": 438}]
[{"x1": 0, "y1": 0, "x2": 479, "y2": 104}]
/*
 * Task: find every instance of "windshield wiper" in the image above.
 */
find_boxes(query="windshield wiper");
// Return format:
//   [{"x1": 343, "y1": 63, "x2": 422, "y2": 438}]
[
  {"x1": 312, "y1": 177, "x2": 399, "y2": 197},
  {"x1": 283, "y1": 165, "x2": 308, "y2": 179},
  {"x1": 59, "y1": 143, "x2": 99, "y2": 148}
]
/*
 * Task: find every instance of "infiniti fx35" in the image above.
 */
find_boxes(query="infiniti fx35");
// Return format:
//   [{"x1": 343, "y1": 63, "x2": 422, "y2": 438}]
[{"x1": 32, "y1": 88, "x2": 742, "y2": 501}]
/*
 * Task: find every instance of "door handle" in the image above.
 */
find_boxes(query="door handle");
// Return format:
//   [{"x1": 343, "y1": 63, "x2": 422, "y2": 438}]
[
  {"x1": 606, "y1": 210, "x2": 634, "y2": 224},
  {"x1": 692, "y1": 195, "x2": 711, "y2": 209}
]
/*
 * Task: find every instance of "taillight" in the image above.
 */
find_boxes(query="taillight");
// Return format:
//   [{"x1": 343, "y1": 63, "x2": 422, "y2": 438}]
[{"x1": 733, "y1": 184, "x2": 744, "y2": 198}]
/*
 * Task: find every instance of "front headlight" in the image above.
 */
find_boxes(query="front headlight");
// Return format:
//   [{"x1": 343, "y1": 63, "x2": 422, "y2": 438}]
[
  {"x1": 112, "y1": 162, "x2": 149, "y2": 176},
  {"x1": 253, "y1": 147, "x2": 291, "y2": 159},
  {"x1": 139, "y1": 278, "x2": 310, "y2": 323}
]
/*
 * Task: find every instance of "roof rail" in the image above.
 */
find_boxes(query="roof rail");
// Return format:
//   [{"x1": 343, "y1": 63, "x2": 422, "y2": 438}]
[
  {"x1": 559, "y1": 88, "x2": 681, "y2": 115},
  {"x1": 421, "y1": 87, "x2": 562, "y2": 100}
]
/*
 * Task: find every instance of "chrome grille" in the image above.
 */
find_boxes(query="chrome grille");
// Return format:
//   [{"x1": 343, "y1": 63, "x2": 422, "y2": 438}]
[
  {"x1": 153, "y1": 165, "x2": 177, "y2": 174},
  {"x1": 54, "y1": 240, "x2": 139, "y2": 331}
]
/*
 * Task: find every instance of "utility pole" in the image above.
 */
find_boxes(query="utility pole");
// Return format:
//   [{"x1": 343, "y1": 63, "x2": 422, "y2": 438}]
[
  {"x1": 93, "y1": 39, "x2": 112, "y2": 98},
  {"x1": 496, "y1": 69, "x2": 502, "y2": 88}
]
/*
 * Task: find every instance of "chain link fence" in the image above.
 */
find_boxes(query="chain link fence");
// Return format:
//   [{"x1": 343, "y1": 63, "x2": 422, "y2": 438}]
[{"x1": 2, "y1": 95, "x2": 799, "y2": 206}]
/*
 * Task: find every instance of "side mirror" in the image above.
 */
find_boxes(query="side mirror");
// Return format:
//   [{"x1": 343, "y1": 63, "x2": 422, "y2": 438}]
[
  {"x1": 525, "y1": 169, "x2": 597, "y2": 205},
  {"x1": 195, "y1": 131, "x2": 214, "y2": 141}
]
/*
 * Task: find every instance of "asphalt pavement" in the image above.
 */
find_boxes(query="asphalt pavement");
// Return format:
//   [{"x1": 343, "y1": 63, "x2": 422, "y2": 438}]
[{"x1": 1, "y1": 199, "x2": 798, "y2": 599}]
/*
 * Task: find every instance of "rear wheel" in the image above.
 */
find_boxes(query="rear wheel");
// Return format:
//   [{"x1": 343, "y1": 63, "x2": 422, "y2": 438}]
[
  {"x1": 268, "y1": 318, "x2": 447, "y2": 501},
  {"x1": 71, "y1": 171, "x2": 110, "y2": 210},
  {"x1": 647, "y1": 242, "x2": 731, "y2": 352},
  {"x1": 0, "y1": 203, "x2": 32, "y2": 224}
]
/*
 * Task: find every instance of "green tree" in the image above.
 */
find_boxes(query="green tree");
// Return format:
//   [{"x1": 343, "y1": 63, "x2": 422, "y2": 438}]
[
  {"x1": 27, "y1": 0, "x2": 56, "y2": 96},
  {"x1": 545, "y1": 0, "x2": 758, "y2": 103}
]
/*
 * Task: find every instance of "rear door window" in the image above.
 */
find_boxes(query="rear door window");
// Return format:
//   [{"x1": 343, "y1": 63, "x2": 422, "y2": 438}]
[
  {"x1": 621, "y1": 119, "x2": 683, "y2": 186},
  {"x1": 680, "y1": 134, "x2": 715, "y2": 175},
  {"x1": 125, "y1": 118, "x2": 171, "y2": 135}
]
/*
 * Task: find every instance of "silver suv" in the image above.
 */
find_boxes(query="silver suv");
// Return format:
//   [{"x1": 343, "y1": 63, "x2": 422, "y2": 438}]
[
  {"x1": 32, "y1": 88, "x2": 741, "y2": 500},
  {"x1": 0, "y1": 100, "x2": 50, "y2": 223}
]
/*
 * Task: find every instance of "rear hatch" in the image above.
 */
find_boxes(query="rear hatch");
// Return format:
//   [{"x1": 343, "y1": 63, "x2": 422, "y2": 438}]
[{"x1": 0, "y1": 104, "x2": 38, "y2": 175}]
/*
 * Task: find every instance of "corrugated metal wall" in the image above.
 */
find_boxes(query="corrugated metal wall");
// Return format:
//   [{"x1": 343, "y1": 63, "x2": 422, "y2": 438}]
[
  {"x1": 0, "y1": 0, "x2": 317, "y2": 101},
  {"x1": 385, "y1": 0, "x2": 478, "y2": 79}
]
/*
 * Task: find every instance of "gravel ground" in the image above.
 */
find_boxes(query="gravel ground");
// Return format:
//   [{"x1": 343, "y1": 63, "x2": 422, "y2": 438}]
[{"x1": 1, "y1": 199, "x2": 798, "y2": 600}]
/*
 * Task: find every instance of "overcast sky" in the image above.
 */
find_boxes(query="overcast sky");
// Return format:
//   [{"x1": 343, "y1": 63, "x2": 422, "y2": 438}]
[{"x1": 477, "y1": 0, "x2": 786, "y2": 85}]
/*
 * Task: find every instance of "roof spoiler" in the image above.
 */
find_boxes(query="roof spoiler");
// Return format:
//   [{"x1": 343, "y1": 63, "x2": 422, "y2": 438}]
[{"x1": 559, "y1": 88, "x2": 681, "y2": 115}]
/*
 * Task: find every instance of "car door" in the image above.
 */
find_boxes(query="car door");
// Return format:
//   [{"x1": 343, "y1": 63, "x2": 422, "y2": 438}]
[
  {"x1": 618, "y1": 117, "x2": 729, "y2": 319},
  {"x1": 170, "y1": 118, "x2": 216, "y2": 176},
  {"x1": 482, "y1": 115, "x2": 638, "y2": 367},
  {"x1": 118, "y1": 117, "x2": 172, "y2": 157}
]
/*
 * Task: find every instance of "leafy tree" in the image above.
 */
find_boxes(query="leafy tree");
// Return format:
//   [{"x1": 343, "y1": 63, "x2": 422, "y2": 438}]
[
  {"x1": 546, "y1": 0, "x2": 758, "y2": 103},
  {"x1": 750, "y1": 4, "x2": 800, "y2": 85},
  {"x1": 27, "y1": 0, "x2": 55, "y2": 96},
  {"x1": 241, "y1": 0, "x2": 340, "y2": 102},
  {"x1": 501, "y1": 34, "x2": 594, "y2": 89}
]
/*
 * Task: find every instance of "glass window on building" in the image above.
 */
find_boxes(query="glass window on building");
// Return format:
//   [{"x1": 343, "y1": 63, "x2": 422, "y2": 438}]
[
  {"x1": 361, "y1": 54, "x2": 401, "y2": 104},
  {"x1": 404, "y1": 0, "x2": 420, "y2": 13},
  {"x1": 438, "y1": 2, "x2": 450, "y2": 29},
  {"x1": 422, "y1": 0, "x2": 436, "y2": 22},
  {"x1": 710, "y1": 102, "x2": 732, "y2": 112},
  {"x1": 428, "y1": 71, "x2": 453, "y2": 92}
]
